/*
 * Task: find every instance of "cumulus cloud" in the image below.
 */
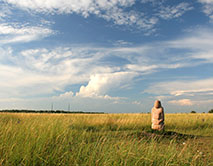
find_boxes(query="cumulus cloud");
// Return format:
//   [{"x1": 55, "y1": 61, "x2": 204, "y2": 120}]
[
  {"x1": 76, "y1": 72, "x2": 137, "y2": 98},
  {"x1": 53, "y1": 91, "x2": 74, "y2": 99}
]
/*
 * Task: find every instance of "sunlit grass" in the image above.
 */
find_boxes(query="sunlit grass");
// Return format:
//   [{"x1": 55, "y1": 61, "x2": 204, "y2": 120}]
[{"x1": 0, "y1": 113, "x2": 212, "y2": 165}]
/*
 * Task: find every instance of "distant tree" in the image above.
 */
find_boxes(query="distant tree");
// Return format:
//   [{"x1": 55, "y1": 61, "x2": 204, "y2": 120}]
[
  {"x1": 191, "y1": 110, "x2": 196, "y2": 113},
  {"x1": 208, "y1": 109, "x2": 213, "y2": 113}
]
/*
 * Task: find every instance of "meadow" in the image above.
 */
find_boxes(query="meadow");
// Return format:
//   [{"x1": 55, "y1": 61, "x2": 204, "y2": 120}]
[{"x1": 0, "y1": 113, "x2": 212, "y2": 166}]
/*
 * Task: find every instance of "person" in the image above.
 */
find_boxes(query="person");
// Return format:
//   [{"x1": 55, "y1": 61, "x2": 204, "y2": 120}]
[{"x1": 151, "y1": 100, "x2": 164, "y2": 131}]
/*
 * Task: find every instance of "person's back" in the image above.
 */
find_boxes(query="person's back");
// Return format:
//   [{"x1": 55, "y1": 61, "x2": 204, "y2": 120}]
[{"x1": 151, "y1": 100, "x2": 164, "y2": 131}]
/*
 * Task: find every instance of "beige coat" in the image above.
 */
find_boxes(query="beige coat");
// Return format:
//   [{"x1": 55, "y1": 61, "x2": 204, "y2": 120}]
[{"x1": 151, "y1": 100, "x2": 164, "y2": 131}]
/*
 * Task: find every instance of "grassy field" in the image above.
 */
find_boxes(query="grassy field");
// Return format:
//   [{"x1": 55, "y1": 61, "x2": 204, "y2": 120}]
[{"x1": 0, "y1": 113, "x2": 212, "y2": 166}]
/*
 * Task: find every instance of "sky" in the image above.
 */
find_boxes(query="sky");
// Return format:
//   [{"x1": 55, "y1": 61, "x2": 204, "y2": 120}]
[{"x1": 0, "y1": 0, "x2": 213, "y2": 113}]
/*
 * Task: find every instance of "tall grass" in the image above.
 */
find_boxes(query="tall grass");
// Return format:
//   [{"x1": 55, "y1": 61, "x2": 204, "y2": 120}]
[{"x1": 0, "y1": 113, "x2": 212, "y2": 165}]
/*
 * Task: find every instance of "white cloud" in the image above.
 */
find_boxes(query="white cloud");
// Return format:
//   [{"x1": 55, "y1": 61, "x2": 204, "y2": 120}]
[
  {"x1": 0, "y1": 46, "x2": 135, "y2": 100},
  {"x1": 18, "y1": 47, "x2": 118, "y2": 79},
  {"x1": 125, "y1": 64, "x2": 158, "y2": 74},
  {"x1": 167, "y1": 28, "x2": 213, "y2": 50},
  {"x1": 0, "y1": 63, "x2": 77, "y2": 98},
  {"x1": 155, "y1": 95, "x2": 171, "y2": 101},
  {"x1": 0, "y1": 47, "x2": 82, "y2": 98},
  {"x1": 0, "y1": 46, "x2": 13, "y2": 61},
  {"x1": 0, "y1": 23, "x2": 55, "y2": 44},
  {"x1": 99, "y1": 7, "x2": 158, "y2": 30},
  {"x1": 118, "y1": 28, "x2": 213, "y2": 70},
  {"x1": 158, "y1": 2, "x2": 193, "y2": 20},
  {"x1": 144, "y1": 78, "x2": 213, "y2": 110},
  {"x1": 141, "y1": 0, "x2": 158, "y2": 4},
  {"x1": 113, "y1": 40, "x2": 133, "y2": 46},
  {"x1": 0, "y1": 3, "x2": 12, "y2": 19},
  {"x1": 145, "y1": 78, "x2": 213, "y2": 96},
  {"x1": 0, "y1": 26, "x2": 213, "y2": 110},
  {"x1": 3, "y1": 26, "x2": 211, "y2": 99},
  {"x1": 1, "y1": 0, "x2": 197, "y2": 33},
  {"x1": 76, "y1": 72, "x2": 137, "y2": 98},
  {"x1": 199, "y1": 0, "x2": 213, "y2": 2},
  {"x1": 169, "y1": 99, "x2": 193, "y2": 106},
  {"x1": 4, "y1": 0, "x2": 134, "y2": 14},
  {"x1": 113, "y1": 29, "x2": 213, "y2": 69},
  {"x1": 196, "y1": 99, "x2": 213, "y2": 104},
  {"x1": 132, "y1": 100, "x2": 142, "y2": 105},
  {"x1": 198, "y1": 0, "x2": 213, "y2": 21},
  {"x1": 3, "y1": 0, "x2": 158, "y2": 31},
  {"x1": 53, "y1": 91, "x2": 74, "y2": 99},
  {"x1": 171, "y1": 89, "x2": 213, "y2": 97},
  {"x1": 125, "y1": 63, "x2": 187, "y2": 74}
]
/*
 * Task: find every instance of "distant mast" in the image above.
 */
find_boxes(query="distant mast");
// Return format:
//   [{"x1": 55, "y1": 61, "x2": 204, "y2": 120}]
[{"x1": 51, "y1": 103, "x2": 54, "y2": 111}]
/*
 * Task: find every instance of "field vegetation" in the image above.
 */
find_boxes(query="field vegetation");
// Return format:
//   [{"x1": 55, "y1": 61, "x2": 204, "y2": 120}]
[{"x1": 0, "y1": 113, "x2": 212, "y2": 166}]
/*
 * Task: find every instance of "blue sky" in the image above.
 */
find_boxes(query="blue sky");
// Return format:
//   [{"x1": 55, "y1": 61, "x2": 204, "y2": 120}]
[{"x1": 0, "y1": 0, "x2": 213, "y2": 113}]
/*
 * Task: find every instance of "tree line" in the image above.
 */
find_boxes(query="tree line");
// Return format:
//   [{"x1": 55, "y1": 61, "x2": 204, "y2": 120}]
[
  {"x1": 0, "y1": 109, "x2": 104, "y2": 114},
  {"x1": 191, "y1": 109, "x2": 213, "y2": 113}
]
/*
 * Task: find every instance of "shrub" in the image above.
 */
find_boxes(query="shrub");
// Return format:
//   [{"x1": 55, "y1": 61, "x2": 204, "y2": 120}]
[
  {"x1": 190, "y1": 111, "x2": 196, "y2": 113},
  {"x1": 208, "y1": 109, "x2": 213, "y2": 113}
]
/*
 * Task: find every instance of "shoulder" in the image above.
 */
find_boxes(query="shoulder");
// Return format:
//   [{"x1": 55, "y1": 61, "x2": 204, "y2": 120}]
[
  {"x1": 151, "y1": 107, "x2": 156, "y2": 111},
  {"x1": 159, "y1": 107, "x2": 164, "y2": 113},
  {"x1": 155, "y1": 107, "x2": 163, "y2": 112},
  {"x1": 151, "y1": 107, "x2": 156, "y2": 114}
]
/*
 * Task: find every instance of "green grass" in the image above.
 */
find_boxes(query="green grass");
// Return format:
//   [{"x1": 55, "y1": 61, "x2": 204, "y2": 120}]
[{"x1": 0, "y1": 113, "x2": 212, "y2": 166}]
